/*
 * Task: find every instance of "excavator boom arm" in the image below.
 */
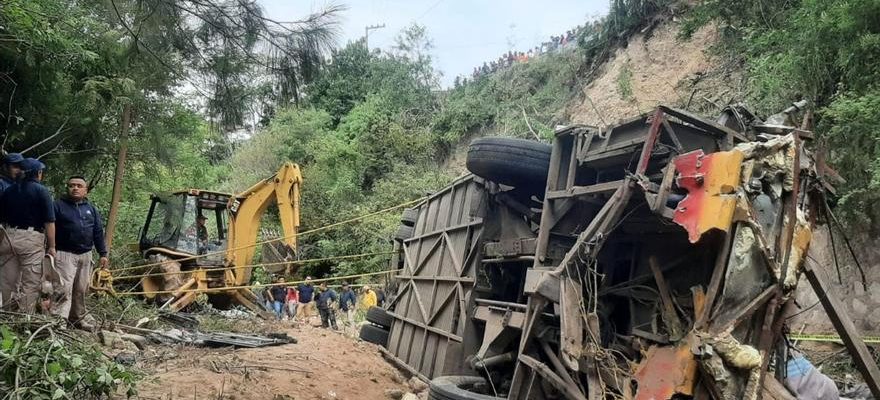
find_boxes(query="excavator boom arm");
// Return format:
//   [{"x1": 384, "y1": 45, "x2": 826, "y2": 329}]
[{"x1": 226, "y1": 162, "x2": 302, "y2": 286}]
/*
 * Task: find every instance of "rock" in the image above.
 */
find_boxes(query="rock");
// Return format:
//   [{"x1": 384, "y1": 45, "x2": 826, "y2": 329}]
[
  {"x1": 113, "y1": 351, "x2": 137, "y2": 365},
  {"x1": 853, "y1": 281, "x2": 865, "y2": 296},
  {"x1": 868, "y1": 307, "x2": 880, "y2": 327},
  {"x1": 100, "y1": 330, "x2": 122, "y2": 347},
  {"x1": 851, "y1": 298, "x2": 868, "y2": 317},
  {"x1": 408, "y1": 377, "x2": 429, "y2": 393},
  {"x1": 870, "y1": 282, "x2": 880, "y2": 303},
  {"x1": 120, "y1": 333, "x2": 149, "y2": 350},
  {"x1": 390, "y1": 372, "x2": 406, "y2": 384},
  {"x1": 385, "y1": 388, "x2": 405, "y2": 399},
  {"x1": 401, "y1": 393, "x2": 420, "y2": 400}
]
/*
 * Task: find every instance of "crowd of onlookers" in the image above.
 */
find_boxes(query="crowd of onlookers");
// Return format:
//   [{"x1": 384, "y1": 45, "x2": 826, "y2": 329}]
[
  {"x1": 455, "y1": 26, "x2": 587, "y2": 87},
  {"x1": 257, "y1": 276, "x2": 383, "y2": 332}
]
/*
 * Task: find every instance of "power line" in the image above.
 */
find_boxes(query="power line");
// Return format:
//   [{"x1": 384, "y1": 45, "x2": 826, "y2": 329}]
[{"x1": 416, "y1": 0, "x2": 444, "y2": 21}]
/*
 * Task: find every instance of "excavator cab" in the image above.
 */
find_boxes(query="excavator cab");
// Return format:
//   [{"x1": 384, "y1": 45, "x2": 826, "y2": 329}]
[{"x1": 139, "y1": 190, "x2": 231, "y2": 266}]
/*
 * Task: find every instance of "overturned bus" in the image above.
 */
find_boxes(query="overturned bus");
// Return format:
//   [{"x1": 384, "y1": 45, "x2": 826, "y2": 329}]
[{"x1": 367, "y1": 104, "x2": 878, "y2": 399}]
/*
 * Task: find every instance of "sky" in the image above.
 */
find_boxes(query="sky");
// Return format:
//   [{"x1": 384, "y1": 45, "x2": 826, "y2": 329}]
[{"x1": 259, "y1": 0, "x2": 611, "y2": 87}]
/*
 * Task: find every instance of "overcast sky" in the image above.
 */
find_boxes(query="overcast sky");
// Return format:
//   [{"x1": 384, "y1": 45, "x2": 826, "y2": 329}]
[{"x1": 260, "y1": 0, "x2": 610, "y2": 87}]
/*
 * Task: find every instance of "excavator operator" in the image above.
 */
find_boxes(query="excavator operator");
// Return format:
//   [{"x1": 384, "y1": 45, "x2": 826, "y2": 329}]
[{"x1": 186, "y1": 214, "x2": 209, "y2": 253}]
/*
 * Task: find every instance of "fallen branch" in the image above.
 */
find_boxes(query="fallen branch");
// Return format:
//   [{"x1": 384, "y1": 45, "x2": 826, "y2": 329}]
[{"x1": 520, "y1": 105, "x2": 540, "y2": 141}]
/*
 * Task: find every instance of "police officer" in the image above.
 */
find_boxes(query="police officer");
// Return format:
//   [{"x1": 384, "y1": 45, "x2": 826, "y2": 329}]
[
  {"x1": 0, "y1": 158, "x2": 56, "y2": 313},
  {"x1": 52, "y1": 175, "x2": 107, "y2": 330},
  {"x1": 0, "y1": 153, "x2": 24, "y2": 192}
]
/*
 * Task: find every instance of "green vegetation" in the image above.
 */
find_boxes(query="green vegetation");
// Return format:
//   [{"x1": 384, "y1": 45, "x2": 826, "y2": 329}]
[
  {"x1": 682, "y1": 0, "x2": 880, "y2": 233},
  {"x1": 0, "y1": 319, "x2": 138, "y2": 398},
  {"x1": 617, "y1": 63, "x2": 634, "y2": 100}
]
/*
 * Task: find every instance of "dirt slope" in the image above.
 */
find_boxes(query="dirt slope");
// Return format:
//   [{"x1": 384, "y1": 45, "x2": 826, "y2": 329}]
[
  {"x1": 568, "y1": 20, "x2": 743, "y2": 126},
  {"x1": 134, "y1": 323, "x2": 408, "y2": 400}
]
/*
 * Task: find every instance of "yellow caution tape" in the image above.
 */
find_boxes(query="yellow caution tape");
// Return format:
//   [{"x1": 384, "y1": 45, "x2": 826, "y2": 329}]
[
  {"x1": 789, "y1": 334, "x2": 880, "y2": 344},
  {"x1": 109, "y1": 196, "x2": 426, "y2": 274},
  {"x1": 112, "y1": 251, "x2": 398, "y2": 281},
  {"x1": 113, "y1": 268, "x2": 402, "y2": 296}
]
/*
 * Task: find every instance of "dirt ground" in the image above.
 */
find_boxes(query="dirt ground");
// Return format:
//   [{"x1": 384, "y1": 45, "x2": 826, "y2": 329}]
[{"x1": 132, "y1": 321, "x2": 410, "y2": 400}]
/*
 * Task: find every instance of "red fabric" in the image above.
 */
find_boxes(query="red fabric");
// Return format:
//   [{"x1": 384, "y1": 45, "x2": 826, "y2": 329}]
[{"x1": 286, "y1": 287, "x2": 299, "y2": 302}]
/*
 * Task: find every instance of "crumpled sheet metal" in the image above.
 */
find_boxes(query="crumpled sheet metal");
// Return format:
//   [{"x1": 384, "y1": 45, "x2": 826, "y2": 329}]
[
  {"x1": 633, "y1": 335, "x2": 698, "y2": 400},
  {"x1": 672, "y1": 149, "x2": 745, "y2": 243},
  {"x1": 735, "y1": 134, "x2": 797, "y2": 192}
]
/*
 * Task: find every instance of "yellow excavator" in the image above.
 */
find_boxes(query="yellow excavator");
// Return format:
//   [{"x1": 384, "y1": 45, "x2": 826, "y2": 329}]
[{"x1": 136, "y1": 163, "x2": 302, "y2": 315}]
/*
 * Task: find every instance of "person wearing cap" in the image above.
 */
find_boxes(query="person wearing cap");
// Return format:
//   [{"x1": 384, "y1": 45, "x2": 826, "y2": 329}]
[
  {"x1": 296, "y1": 277, "x2": 316, "y2": 321},
  {"x1": 0, "y1": 158, "x2": 56, "y2": 313},
  {"x1": 50, "y1": 176, "x2": 108, "y2": 330},
  {"x1": 0, "y1": 153, "x2": 23, "y2": 192}
]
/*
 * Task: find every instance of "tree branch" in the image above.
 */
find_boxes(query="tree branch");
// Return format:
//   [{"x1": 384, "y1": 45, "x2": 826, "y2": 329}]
[{"x1": 20, "y1": 119, "x2": 67, "y2": 155}]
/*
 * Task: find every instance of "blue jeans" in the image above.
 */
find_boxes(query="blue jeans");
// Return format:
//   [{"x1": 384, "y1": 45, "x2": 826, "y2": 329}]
[{"x1": 273, "y1": 301, "x2": 284, "y2": 318}]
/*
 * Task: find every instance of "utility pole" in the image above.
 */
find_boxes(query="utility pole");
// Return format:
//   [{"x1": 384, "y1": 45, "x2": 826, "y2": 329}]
[{"x1": 364, "y1": 23, "x2": 386, "y2": 51}]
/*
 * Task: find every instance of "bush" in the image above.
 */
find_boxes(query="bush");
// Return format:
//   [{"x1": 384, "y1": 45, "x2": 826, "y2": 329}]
[{"x1": 0, "y1": 322, "x2": 139, "y2": 399}]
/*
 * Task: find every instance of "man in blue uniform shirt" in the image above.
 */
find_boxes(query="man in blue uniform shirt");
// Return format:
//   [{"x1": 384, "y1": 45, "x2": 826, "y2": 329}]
[
  {"x1": 51, "y1": 176, "x2": 108, "y2": 330},
  {"x1": 0, "y1": 158, "x2": 56, "y2": 313},
  {"x1": 0, "y1": 153, "x2": 23, "y2": 192}
]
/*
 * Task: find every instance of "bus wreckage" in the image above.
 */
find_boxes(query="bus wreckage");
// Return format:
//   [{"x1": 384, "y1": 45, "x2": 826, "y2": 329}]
[{"x1": 372, "y1": 103, "x2": 880, "y2": 399}]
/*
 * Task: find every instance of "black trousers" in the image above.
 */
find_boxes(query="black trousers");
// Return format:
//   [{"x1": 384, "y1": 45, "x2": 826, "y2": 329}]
[{"x1": 318, "y1": 307, "x2": 338, "y2": 329}]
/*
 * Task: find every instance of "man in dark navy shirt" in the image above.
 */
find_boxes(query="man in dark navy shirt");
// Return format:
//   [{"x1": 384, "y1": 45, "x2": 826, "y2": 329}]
[
  {"x1": 51, "y1": 176, "x2": 108, "y2": 330},
  {"x1": 0, "y1": 153, "x2": 23, "y2": 192},
  {"x1": 0, "y1": 158, "x2": 55, "y2": 313},
  {"x1": 314, "y1": 282, "x2": 339, "y2": 330}
]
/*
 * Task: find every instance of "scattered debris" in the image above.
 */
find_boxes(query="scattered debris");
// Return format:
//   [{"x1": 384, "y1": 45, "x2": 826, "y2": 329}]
[{"x1": 115, "y1": 324, "x2": 295, "y2": 348}]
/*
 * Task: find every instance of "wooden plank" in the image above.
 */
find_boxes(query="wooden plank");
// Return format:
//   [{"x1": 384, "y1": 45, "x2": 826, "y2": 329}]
[{"x1": 804, "y1": 259, "x2": 880, "y2": 398}]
